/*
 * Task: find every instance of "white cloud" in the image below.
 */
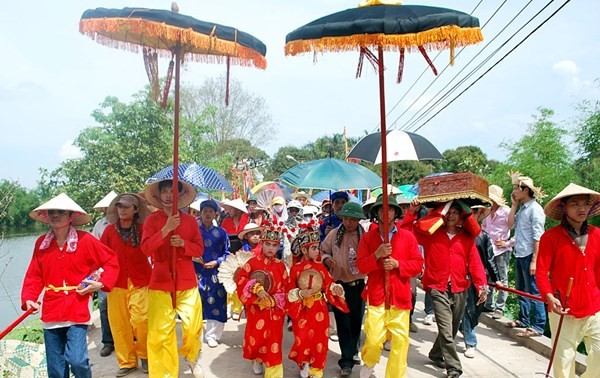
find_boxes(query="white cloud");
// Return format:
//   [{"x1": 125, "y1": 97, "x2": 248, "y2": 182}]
[
  {"x1": 552, "y1": 60, "x2": 579, "y2": 77},
  {"x1": 59, "y1": 140, "x2": 82, "y2": 160}
]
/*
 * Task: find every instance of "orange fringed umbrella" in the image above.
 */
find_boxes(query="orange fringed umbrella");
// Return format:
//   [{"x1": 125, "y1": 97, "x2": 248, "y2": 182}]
[
  {"x1": 80, "y1": 6, "x2": 267, "y2": 306},
  {"x1": 285, "y1": 0, "x2": 483, "y2": 308}
]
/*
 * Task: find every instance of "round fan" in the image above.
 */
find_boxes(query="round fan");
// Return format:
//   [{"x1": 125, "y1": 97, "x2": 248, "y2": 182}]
[
  {"x1": 249, "y1": 270, "x2": 273, "y2": 292},
  {"x1": 217, "y1": 251, "x2": 254, "y2": 294},
  {"x1": 297, "y1": 269, "x2": 323, "y2": 292}
]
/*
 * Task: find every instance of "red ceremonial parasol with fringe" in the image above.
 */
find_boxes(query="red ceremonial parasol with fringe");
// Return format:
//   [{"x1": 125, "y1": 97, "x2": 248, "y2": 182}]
[
  {"x1": 80, "y1": 4, "x2": 267, "y2": 306},
  {"x1": 285, "y1": 0, "x2": 483, "y2": 308}
]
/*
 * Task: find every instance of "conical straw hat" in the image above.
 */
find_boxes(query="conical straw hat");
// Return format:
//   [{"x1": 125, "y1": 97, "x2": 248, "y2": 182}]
[
  {"x1": 93, "y1": 190, "x2": 118, "y2": 209},
  {"x1": 29, "y1": 193, "x2": 92, "y2": 226},
  {"x1": 544, "y1": 183, "x2": 600, "y2": 220},
  {"x1": 107, "y1": 193, "x2": 150, "y2": 224}
]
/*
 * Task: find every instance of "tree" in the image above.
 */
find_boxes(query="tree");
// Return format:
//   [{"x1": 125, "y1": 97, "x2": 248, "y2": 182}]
[
  {"x1": 492, "y1": 107, "x2": 576, "y2": 204},
  {"x1": 180, "y1": 76, "x2": 276, "y2": 146},
  {"x1": 0, "y1": 180, "x2": 40, "y2": 230},
  {"x1": 573, "y1": 99, "x2": 600, "y2": 191},
  {"x1": 40, "y1": 92, "x2": 176, "y2": 211},
  {"x1": 437, "y1": 146, "x2": 494, "y2": 176}
]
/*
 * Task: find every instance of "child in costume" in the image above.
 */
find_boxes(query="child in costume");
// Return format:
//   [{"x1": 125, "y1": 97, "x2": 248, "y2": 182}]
[
  {"x1": 287, "y1": 221, "x2": 349, "y2": 378},
  {"x1": 236, "y1": 221, "x2": 289, "y2": 377}
]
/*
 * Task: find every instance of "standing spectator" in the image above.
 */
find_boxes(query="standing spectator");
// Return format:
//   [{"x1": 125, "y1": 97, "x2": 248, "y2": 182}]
[
  {"x1": 357, "y1": 196, "x2": 424, "y2": 378},
  {"x1": 536, "y1": 183, "x2": 600, "y2": 378},
  {"x1": 403, "y1": 200, "x2": 488, "y2": 378},
  {"x1": 461, "y1": 205, "x2": 501, "y2": 359},
  {"x1": 292, "y1": 191, "x2": 311, "y2": 207},
  {"x1": 504, "y1": 173, "x2": 547, "y2": 337},
  {"x1": 321, "y1": 202, "x2": 367, "y2": 376},
  {"x1": 195, "y1": 199, "x2": 230, "y2": 348},
  {"x1": 482, "y1": 184, "x2": 512, "y2": 319},
  {"x1": 220, "y1": 198, "x2": 250, "y2": 236},
  {"x1": 141, "y1": 179, "x2": 205, "y2": 378},
  {"x1": 236, "y1": 222, "x2": 289, "y2": 377},
  {"x1": 22, "y1": 193, "x2": 119, "y2": 378},
  {"x1": 101, "y1": 193, "x2": 151, "y2": 376},
  {"x1": 92, "y1": 190, "x2": 118, "y2": 358},
  {"x1": 320, "y1": 191, "x2": 349, "y2": 240}
]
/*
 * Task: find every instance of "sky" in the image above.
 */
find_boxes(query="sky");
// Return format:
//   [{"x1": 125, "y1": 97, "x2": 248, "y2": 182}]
[{"x1": 1, "y1": 0, "x2": 599, "y2": 189}]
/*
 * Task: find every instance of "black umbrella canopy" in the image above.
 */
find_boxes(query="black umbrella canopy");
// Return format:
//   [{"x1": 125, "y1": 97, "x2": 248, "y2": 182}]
[
  {"x1": 285, "y1": 4, "x2": 481, "y2": 56},
  {"x1": 348, "y1": 130, "x2": 444, "y2": 164},
  {"x1": 80, "y1": 7, "x2": 267, "y2": 68}
]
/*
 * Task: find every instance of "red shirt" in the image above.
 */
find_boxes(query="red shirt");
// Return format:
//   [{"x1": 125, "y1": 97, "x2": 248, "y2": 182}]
[
  {"x1": 141, "y1": 210, "x2": 204, "y2": 292},
  {"x1": 537, "y1": 225, "x2": 600, "y2": 318},
  {"x1": 356, "y1": 226, "x2": 424, "y2": 309},
  {"x1": 221, "y1": 213, "x2": 249, "y2": 235},
  {"x1": 402, "y1": 212, "x2": 487, "y2": 293},
  {"x1": 101, "y1": 224, "x2": 151, "y2": 289},
  {"x1": 21, "y1": 230, "x2": 119, "y2": 323}
]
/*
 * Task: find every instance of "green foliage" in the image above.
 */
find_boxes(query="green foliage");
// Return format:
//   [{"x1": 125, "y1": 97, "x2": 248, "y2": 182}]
[
  {"x1": 437, "y1": 145, "x2": 494, "y2": 176},
  {"x1": 0, "y1": 180, "x2": 40, "y2": 230},
  {"x1": 6, "y1": 319, "x2": 44, "y2": 344},
  {"x1": 498, "y1": 107, "x2": 577, "y2": 206}
]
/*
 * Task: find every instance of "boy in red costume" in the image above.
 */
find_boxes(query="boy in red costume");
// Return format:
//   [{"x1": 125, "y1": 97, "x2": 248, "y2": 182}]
[
  {"x1": 287, "y1": 221, "x2": 349, "y2": 378},
  {"x1": 236, "y1": 222, "x2": 289, "y2": 377}
]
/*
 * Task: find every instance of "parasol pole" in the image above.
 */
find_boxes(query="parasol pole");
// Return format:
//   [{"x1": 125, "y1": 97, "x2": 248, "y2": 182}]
[
  {"x1": 546, "y1": 277, "x2": 574, "y2": 377},
  {"x1": 377, "y1": 45, "x2": 391, "y2": 309},
  {"x1": 170, "y1": 35, "x2": 182, "y2": 308}
]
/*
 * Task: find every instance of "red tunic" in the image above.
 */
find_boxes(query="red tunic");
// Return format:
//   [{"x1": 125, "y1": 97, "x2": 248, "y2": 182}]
[
  {"x1": 140, "y1": 210, "x2": 203, "y2": 292},
  {"x1": 287, "y1": 259, "x2": 348, "y2": 369},
  {"x1": 356, "y1": 226, "x2": 423, "y2": 308},
  {"x1": 402, "y1": 212, "x2": 487, "y2": 293},
  {"x1": 537, "y1": 225, "x2": 600, "y2": 318},
  {"x1": 21, "y1": 230, "x2": 119, "y2": 323},
  {"x1": 101, "y1": 225, "x2": 151, "y2": 289},
  {"x1": 236, "y1": 253, "x2": 288, "y2": 367},
  {"x1": 221, "y1": 213, "x2": 249, "y2": 235}
]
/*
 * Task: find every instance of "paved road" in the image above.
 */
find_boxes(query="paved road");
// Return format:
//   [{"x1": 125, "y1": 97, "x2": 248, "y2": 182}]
[{"x1": 88, "y1": 289, "x2": 551, "y2": 377}]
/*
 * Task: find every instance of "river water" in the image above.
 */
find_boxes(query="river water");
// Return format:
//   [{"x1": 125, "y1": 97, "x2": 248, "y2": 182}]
[{"x1": 0, "y1": 233, "x2": 40, "y2": 330}]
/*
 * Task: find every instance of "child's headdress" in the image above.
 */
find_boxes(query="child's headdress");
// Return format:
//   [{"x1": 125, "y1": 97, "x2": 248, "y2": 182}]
[
  {"x1": 261, "y1": 220, "x2": 290, "y2": 242},
  {"x1": 290, "y1": 220, "x2": 321, "y2": 256}
]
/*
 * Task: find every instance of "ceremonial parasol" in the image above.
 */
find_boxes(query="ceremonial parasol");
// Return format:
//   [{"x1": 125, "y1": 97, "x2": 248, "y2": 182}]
[
  {"x1": 285, "y1": 0, "x2": 482, "y2": 307},
  {"x1": 80, "y1": 7, "x2": 266, "y2": 306},
  {"x1": 348, "y1": 130, "x2": 444, "y2": 164}
]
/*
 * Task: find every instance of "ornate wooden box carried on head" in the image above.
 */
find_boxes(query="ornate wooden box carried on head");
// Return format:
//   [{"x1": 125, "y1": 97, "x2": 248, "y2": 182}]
[{"x1": 417, "y1": 172, "x2": 491, "y2": 207}]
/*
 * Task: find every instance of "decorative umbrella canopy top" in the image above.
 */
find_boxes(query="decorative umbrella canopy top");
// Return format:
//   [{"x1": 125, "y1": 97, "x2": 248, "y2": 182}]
[
  {"x1": 348, "y1": 130, "x2": 444, "y2": 164},
  {"x1": 148, "y1": 163, "x2": 235, "y2": 193},
  {"x1": 285, "y1": 4, "x2": 482, "y2": 60},
  {"x1": 80, "y1": 7, "x2": 267, "y2": 68}
]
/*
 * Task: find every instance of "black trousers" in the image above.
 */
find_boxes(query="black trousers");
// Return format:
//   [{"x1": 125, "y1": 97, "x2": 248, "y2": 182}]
[{"x1": 333, "y1": 279, "x2": 366, "y2": 369}]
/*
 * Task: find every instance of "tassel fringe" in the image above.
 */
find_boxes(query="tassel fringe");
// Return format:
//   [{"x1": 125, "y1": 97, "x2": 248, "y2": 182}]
[
  {"x1": 418, "y1": 191, "x2": 492, "y2": 206},
  {"x1": 285, "y1": 25, "x2": 483, "y2": 60},
  {"x1": 80, "y1": 18, "x2": 267, "y2": 69}
]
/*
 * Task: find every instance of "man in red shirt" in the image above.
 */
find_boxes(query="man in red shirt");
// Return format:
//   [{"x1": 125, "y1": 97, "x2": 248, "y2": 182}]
[
  {"x1": 403, "y1": 200, "x2": 488, "y2": 378},
  {"x1": 536, "y1": 183, "x2": 600, "y2": 378},
  {"x1": 356, "y1": 196, "x2": 423, "y2": 378},
  {"x1": 141, "y1": 179, "x2": 205, "y2": 378}
]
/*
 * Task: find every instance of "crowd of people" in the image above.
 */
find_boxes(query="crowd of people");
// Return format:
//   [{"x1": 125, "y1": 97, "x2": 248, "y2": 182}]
[{"x1": 19, "y1": 171, "x2": 600, "y2": 378}]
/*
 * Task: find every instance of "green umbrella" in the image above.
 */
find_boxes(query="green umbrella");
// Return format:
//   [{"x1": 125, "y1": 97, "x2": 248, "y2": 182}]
[{"x1": 279, "y1": 158, "x2": 381, "y2": 191}]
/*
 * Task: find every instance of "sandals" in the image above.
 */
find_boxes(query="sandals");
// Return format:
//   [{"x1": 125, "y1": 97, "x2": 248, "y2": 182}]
[
  {"x1": 505, "y1": 320, "x2": 523, "y2": 328},
  {"x1": 516, "y1": 328, "x2": 542, "y2": 337}
]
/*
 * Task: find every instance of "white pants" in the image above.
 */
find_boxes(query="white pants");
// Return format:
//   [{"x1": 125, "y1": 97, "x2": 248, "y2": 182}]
[
  {"x1": 204, "y1": 319, "x2": 225, "y2": 342},
  {"x1": 548, "y1": 311, "x2": 600, "y2": 378}
]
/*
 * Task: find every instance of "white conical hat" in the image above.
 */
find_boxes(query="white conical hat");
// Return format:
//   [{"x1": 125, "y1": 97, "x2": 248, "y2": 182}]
[
  {"x1": 29, "y1": 193, "x2": 92, "y2": 226},
  {"x1": 93, "y1": 191, "x2": 118, "y2": 209},
  {"x1": 544, "y1": 183, "x2": 600, "y2": 220},
  {"x1": 221, "y1": 198, "x2": 248, "y2": 214}
]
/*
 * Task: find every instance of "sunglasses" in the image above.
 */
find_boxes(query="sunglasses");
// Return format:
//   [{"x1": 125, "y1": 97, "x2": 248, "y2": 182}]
[{"x1": 47, "y1": 209, "x2": 67, "y2": 215}]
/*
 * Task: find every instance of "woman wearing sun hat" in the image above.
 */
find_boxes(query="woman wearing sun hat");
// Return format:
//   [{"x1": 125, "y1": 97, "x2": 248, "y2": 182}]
[
  {"x1": 536, "y1": 183, "x2": 600, "y2": 378},
  {"x1": 140, "y1": 179, "x2": 205, "y2": 378},
  {"x1": 100, "y1": 193, "x2": 151, "y2": 376},
  {"x1": 21, "y1": 193, "x2": 119, "y2": 378}
]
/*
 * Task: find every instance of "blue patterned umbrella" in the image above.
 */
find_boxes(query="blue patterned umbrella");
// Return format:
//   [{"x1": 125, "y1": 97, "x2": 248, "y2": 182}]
[{"x1": 148, "y1": 163, "x2": 234, "y2": 192}]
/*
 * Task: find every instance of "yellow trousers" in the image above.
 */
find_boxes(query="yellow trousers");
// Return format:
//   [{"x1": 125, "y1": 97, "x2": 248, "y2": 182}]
[
  {"x1": 147, "y1": 288, "x2": 203, "y2": 378},
  {"x1": 265, "y1": 364, "x2": 284, "y2": 378},
  {"x1": 548, "y1": 311, "x2": 600, "y2": 378},
  {"x1": 107, "y1": 280, "x2": 149, "y2": 368},
  {"x1": 228, "y1": 292, "x2": 243, "y2": 315},
  {"x1": 362, "y1": 305, "x2": 410, "y2": 378},
  {"x1": 309, "y1": 366, "x2": 323, "y2": 378}
]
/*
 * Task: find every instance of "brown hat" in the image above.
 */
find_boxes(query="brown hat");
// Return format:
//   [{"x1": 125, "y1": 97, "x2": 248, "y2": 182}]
[
  {"x1": 509, "y1": 172, "x2": 546, "y2": 200},
  {"x1": 544, "y1": 183, "x2": 600, "y2": 220},
  {"x1": 144, "y1": 179, "x2": 196, "y2": 210},
  {"x1": 29, "y1": 193, "x2": 92, "y2": 227},
  {"x1": 238, "y1": 223, "x2": 263, "y2": 240},
  {"x1": 107, "y1": 193, "x2": 150, "y2": 224}
]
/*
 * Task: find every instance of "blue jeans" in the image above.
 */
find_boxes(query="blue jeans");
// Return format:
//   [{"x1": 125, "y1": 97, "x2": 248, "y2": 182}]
[
  {"x1": 486, "y1": 251, "x2": 510, "y2": 310},
  {"x1": 515, "y1": 254, "x2": 546, "y2": 333},
  {"x1": 425, "y1": 290, "x2": 434, "y2": 315},
  {"x1": 44, "y1": 325, "x2": 91, "y2": 378},
  {"x1": 98, "y1": 290, "x2": 114, "y2": 346},
  {"x1": 462, "y1": 312, "x2": 477, "y2": 348}
]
